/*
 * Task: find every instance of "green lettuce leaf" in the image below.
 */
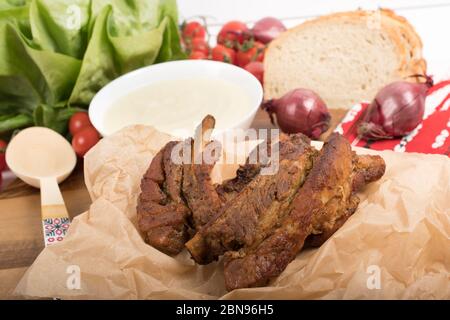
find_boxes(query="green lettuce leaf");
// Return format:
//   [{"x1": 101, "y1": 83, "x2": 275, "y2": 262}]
[
  {"x1": 29, "y1": 0, "x2": 90, "y2": 58},
  {"x1": 0, "y1": 114, "x2": 33, "y2": 133},
  {"x1": 69, "y1": 0, "x2": 185, "y2": 105},
  {"x1": 34, "y1": 103, "x2": 83, "y2": 134},
  {"x1": 68, "y1": 5, "x2": 119, "y2": 106},
  {"x1": 0, "y1": 20, "x2": 82, "y2": 132},
  {"x1": 0, "y1": 0, "x2": 184, "y2": 136}
]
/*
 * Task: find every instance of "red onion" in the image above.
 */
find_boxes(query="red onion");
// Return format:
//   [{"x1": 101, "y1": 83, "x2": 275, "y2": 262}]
[
  {"x1": 252, "y1": 17, "x2": 286, "y2": 44},
  {"x1": 262, "y1": 88, "x2": 331, "y2": 139},
  {"x1": 358, "y1": 76, "x2": 433, "y2": 140}
]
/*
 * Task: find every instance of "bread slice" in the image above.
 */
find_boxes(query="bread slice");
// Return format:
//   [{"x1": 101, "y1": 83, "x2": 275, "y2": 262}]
[
  {"x1": 264, "y1": 9, "x2": 426, "y2": 109},
  {"x1": 381, "y1": 9, "x2": 426, "y2": 76}
]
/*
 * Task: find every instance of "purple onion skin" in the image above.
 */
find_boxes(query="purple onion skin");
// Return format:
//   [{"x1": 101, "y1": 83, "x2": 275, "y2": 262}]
[
  {"x1": 358, "y1": 80, "x2": 431, "y2": 140},
  {"x1": 263, "y1": 89, "x2": 331, "y2": 139},
  {"x1": 252, "y1": 17, "x2": 287, "y2": 44}
]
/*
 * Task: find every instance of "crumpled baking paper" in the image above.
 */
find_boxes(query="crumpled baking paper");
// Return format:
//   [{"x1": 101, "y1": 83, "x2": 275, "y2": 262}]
[{"x1": 15, "y1": 125, "x2": 450, "y2": 299}]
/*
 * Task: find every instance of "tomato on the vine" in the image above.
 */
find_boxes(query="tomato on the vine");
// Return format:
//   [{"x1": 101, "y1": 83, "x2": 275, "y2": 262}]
[
  {"x1": 182, "y1": 21, "x2": 206, "y2": 40},
  {"x1": 189, "y1": 37, "x2": 209, "y2": 55},
  {"x1": 189, "y1": 51, "x2": 208, "y2": 60},
  {"x1": 236, "y1": 40, "x2": 265, "y2": 67},
  {"x1": 211, "y1": 45, "x2": 236, "y2": 64},
  {"x1": 217, "y1": 21, "x2": 250, "y2": 48}
]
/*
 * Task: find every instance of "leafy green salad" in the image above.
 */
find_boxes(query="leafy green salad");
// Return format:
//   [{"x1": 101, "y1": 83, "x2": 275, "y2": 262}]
[{"x1": 0, "y1": 0, "x2": 184, "y2": 136}]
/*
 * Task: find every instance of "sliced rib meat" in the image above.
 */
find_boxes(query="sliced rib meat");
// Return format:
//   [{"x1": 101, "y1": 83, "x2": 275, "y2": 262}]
[
  {"x1": 137, "y1": 141, "x2": 192, "y2": 255},
  {"x1": 186, "y1": 133, "x2": 317, "y2": 264},
  {"x1": 223, "y1": 133, "x2": 385, "y2": 290},
  {"x1": 352, "y1": 154, "x2": 386, "y2": 192},
  {"x1": 182, "y1": 138, "x2": 223, "y2": 229},
  {"x1": 137, "y1": 115, "x2": 260, "y2": 255},
  {"x1": 216, "y1": 138, "x2": 272, "y2": 203},
  {"x1": 305, "y1": 153, "x2": 386, "y2": 247}
]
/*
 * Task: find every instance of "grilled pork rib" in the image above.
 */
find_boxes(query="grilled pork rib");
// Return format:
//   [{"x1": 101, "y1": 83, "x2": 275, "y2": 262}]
[
  {"x1": 137, "y1": 115, "x2": 262, "y2": 255},
  {"x1": 137, "y1": 141, "x2": 192, "y2": 255},
  {"x1": 305, "y1": 153, "x2": 386, "y2": 247},
  {"x1": 137, "y1": 119, "x2": 386, "y2": 290},
  {"x1": 185, "y1": 133, "x2": 317, "y2": 264},
  {"x1": 223, "y1": 133, "x2": 385, "y2": 290}
]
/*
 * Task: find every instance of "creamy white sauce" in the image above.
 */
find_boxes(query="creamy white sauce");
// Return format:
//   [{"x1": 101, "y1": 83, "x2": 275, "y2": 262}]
[{"x1": 104, "y1": 77, "x2": 252, "y2": 137}]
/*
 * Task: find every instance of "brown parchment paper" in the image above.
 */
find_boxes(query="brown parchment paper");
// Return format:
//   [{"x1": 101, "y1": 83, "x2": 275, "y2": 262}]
[{"x1": 15, "y1": 125, "x2": 450, "y2": 299}]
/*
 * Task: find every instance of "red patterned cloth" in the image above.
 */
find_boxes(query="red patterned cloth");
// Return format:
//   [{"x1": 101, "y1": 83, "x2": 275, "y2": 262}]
[{"x1": 335, "y1": 81, "x2": 450, "y2": 156}]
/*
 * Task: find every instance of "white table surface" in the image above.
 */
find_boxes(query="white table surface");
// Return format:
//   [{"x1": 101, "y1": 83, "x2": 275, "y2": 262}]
[{"x1": 178, "y1": 0, "x2": 450, "y2": 80}]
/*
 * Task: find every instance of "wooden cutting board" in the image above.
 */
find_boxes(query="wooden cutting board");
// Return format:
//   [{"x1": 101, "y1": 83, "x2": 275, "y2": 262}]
[{"x1": 0, "y1": 108, "x2": 347, "y2": 299}]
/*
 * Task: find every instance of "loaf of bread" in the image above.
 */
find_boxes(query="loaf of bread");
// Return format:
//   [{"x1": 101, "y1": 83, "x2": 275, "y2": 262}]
[{"x1": 264, "y1": 9, "x2": 426, "y2": 109}]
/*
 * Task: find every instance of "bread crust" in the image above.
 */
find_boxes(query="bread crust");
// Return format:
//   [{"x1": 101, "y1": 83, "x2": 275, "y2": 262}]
[
  {"x1": 380, "y1": 9, "x2": 427, "y2": 79},
  {"x1": 264, "y1": 9, "x2": 426, "y2": 101}
]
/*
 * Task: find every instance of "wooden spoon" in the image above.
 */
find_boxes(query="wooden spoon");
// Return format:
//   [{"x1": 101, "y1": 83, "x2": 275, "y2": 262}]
[{"x1": 6, "y1": 127, "x2": 76, "y2": 246}]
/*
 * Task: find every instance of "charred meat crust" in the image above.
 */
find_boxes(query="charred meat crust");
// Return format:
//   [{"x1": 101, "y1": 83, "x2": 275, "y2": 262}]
[
  {"x1": 137, "y1": 132, "x2": 272, "y2": 255},
  {"x1": 352, "y1": 154, "x2": 386, "y2": 192},
  {"x1": 216, "y1": 163, "x2": 262, "y2": 203},
  {"x1": 216, "y1": 133, "x2": 312, "y2": 203},
  {"x1": 304, "y1": 195, "x2": 359, "y2": 247},
  {"x1": 137, "y1": 142, "x2": 192, "y2": 255},
  {"x1": 182, "y1": 139, "x2": 223, "y2": 229},
  {"x1": 215, "y1": 135, "x2": 281, "y2": 202},
  {"x1": 223, "y1": 133, "x2": 375, "y2": 290},
  {"x1": 138, "y1": 128, "x2": 386, "y2": 290},
  {"x1": 137, "y1": 138, "x2": 225, "y2": 255},
  {"x1": 305, "y1": 153, "x2": 386, "y2": 246},
  {"x1": 185, "y1": 134, "x2": 316, "y2": 265},
  {"x1": 303, "y1": 153, "x2": 386, "y2": 248}
]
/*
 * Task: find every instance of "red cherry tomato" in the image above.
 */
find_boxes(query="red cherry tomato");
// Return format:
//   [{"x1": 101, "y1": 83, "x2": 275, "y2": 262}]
[
  {"x1": 236, "y1": 41, "x2": 265, "y2": 67},
  {"x1": 244, "y1": 61, "x2": 264, "y2": 84},
  {"x1": 72, "y1": 126, "x2": 100, "y2": 157},
  {"x1": 211, "y1": 44, "x2": 236, "y2": 64},
  {"x1": 0, "y1": 139, "x2": 7, "y2": 172},
  {"x1": 182, "y1": 21, "x2": 206, "y2": 40},
  {"x1": 69, "y1": 112, "x2": 92, "y2": 136},
  {"x1": 217, "y1": 21, "x2": 250, "y2": 48},
  {"x1": 189, "y1": 51, "x2": 208, "y2": 60},
  {"x1": 189, "y1": 37, "x2": 209, "y2": 55}
]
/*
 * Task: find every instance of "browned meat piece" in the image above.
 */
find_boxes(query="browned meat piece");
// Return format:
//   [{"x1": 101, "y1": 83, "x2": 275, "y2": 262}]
[
  {"x1": 352, "y1": 154, "x2": 386, "y2": 191},
  {"x1": 137, "y1": 115, "x2": 259, "y2": 255},
  {"x1": 137, "y1": 116, "x2": 222, "y2": 254},
  {"x1": 305, "y1": 153, "x2": 386, "y2": 247},
  {"x1": 181, "y1": 115, "x2": 228, "y2": 229},
  {"x1": 223, "y1": 133, "x2": 384, "y2": 290},
  {"x1": 216, "y1": 139, "x2": 272, "y2": 203},
  {"x1": 186, "y1": 133, "x2": 317, "y2": 264},
  {"x1": 137, "y1": 141, "x2": 192, "y2": 255},
  {"x1": 182, "y1": 138, "x2": 223, "y2": 229},
  {"x1": 308, "y1": 153, "x2": 386, "y2": 237},
  {"x1": 216, "y1": 163, "x2": 261, "y2": 203},
  {"x1": 137, "y1": 137, "x2": 224, "y2": 254},
  {"x1": 304, "y1": 196, "x2": 359, "y2": 247}
]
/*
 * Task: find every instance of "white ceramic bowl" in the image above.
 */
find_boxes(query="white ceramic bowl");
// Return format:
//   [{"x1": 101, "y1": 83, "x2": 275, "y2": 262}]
[{"x1": 89, "y1": 60, "x2": 263, "y2": 137}]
